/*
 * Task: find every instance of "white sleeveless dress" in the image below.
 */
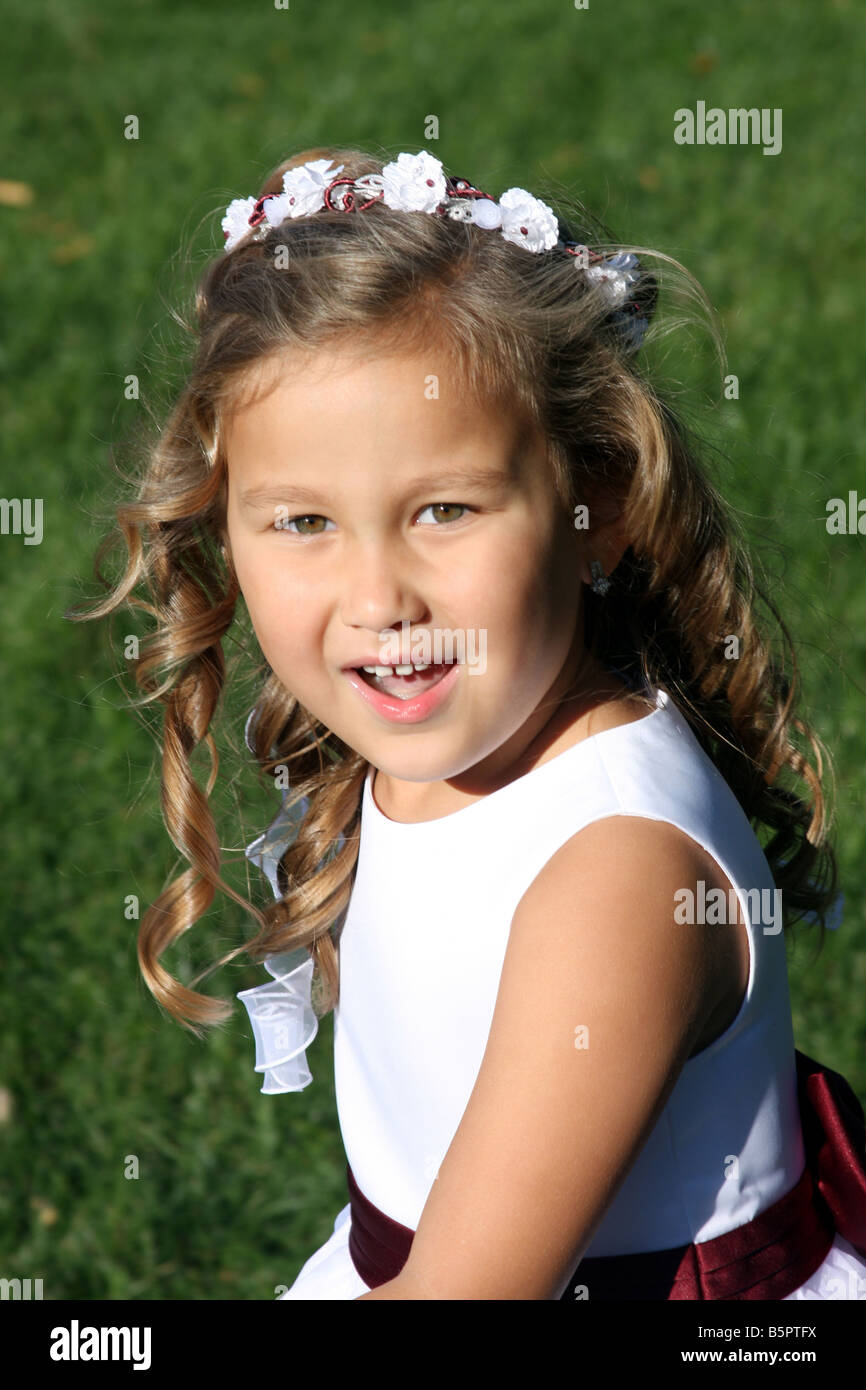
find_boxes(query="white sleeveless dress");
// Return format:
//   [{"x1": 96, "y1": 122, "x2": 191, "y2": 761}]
[{"x1": 238, "y1": 685, "x2": 866, "y2": 1300}]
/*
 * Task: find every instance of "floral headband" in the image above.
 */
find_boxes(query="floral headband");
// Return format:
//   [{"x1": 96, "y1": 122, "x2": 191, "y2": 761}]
[{"x1": 221, "y1": 150, "x2": 652, "y2": 353}]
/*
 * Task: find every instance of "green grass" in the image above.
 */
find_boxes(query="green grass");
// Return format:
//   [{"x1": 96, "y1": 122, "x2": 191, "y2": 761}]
[{"x1": 1, "y1": 0, "x2": 864, "y2": 1299}]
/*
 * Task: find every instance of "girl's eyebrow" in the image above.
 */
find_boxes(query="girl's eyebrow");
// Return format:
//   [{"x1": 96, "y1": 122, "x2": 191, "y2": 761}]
[{"x1": 239, "y1": 467, "x2": 514, "y2": 508}]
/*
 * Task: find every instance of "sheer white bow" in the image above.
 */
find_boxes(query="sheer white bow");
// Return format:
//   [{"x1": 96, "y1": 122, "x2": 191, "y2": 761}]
[
  {"x1": 237, "y1": 708, "x2": 317, "y2": 1092},
  {"x1": 236, "y1": 949, "x2": 317, "y2": 1094}
]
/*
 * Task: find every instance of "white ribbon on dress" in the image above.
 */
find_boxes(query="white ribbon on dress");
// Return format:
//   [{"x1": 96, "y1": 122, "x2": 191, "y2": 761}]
[
  {"x1": 237, "y1": 714, "x2": 317, "y2": 1092},
  {"x1": 236, "y1": 949, "x2": 317, "y2": 1094}
]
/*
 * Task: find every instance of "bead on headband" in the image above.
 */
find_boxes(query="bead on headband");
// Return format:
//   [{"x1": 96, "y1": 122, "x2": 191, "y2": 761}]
[{"x1": 221, "y1": 150, "x2": 652, "y2": 353}]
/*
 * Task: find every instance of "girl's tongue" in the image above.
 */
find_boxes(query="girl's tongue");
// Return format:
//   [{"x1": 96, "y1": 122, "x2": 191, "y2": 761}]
[{"x1": 363, "y1": 663, "x2": 453, "y2": 699}]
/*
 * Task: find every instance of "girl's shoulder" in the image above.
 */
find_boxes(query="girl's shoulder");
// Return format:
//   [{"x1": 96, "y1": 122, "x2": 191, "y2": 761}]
[
  {"x1": 521, "y1": 666, "x2": 658, "y2": 776},
  {"x1": 511, "y1": 810, "x2": 750, "y2": 1062},
  {"x1": 517, "y1": 678, "x2": 756, "y2": 1056},
  {"x1": 513, "y1": 673, "x2": 755, "y2": 1059}
]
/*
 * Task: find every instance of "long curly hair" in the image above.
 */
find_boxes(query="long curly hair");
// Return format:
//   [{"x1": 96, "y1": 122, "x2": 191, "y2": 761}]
[{"x1": 66, "y1": 144, "x2": 838, "y2": 1038}]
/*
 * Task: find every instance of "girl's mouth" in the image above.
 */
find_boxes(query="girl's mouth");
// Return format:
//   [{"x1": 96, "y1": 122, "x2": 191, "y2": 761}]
[
  {"x1": 343, "y1": 661, "x2": 460, "y2": 724},
  {"x1": 356, "y1": 662, "x2": 453, "y2": 699}
]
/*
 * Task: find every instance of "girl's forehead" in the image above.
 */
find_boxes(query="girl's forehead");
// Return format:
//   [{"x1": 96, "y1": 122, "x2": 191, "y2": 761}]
[
  {"x1": 233, "y1": 336, "x2": 457, "y2": 390},
  {"x1": 221, "y1": 353, "x2": 548, "y2": 495},
  {"x1": 223, "y1": 341, "x2": 512, "y2": 435}
]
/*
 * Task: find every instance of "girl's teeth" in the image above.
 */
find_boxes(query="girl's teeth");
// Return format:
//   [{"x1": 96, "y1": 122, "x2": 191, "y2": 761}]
[
  {"x1": 360, "y1": 663, "x2": 434, "y2": 675},
  {"x1": 353, "y1": 661, "x2": 454, "y2": 701}
]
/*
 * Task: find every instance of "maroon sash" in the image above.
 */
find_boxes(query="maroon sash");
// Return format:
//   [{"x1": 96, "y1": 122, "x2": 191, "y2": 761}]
[{"x1": 346, "y1": 1049, "x2": 866, "y2": 1299}]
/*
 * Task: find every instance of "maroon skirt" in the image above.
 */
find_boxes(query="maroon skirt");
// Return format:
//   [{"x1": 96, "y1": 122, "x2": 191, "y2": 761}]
[{"x1": 346, "y1": 1049, "x2": 866, "y2": 1299}]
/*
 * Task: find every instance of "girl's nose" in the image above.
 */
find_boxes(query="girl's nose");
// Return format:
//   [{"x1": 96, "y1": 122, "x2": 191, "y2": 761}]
[{"x1": 338, "y1": 546, "x2": 427, "y2": 634}]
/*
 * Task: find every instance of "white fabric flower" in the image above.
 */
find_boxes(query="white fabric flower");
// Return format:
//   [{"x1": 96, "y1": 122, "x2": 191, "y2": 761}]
[
  {"x1": 261, "y1": 192, "x2": 293, "y2": 227},
  {"x1": 221, "y1": 196, "x2": 258, "y2": 251},
  {"x1": 586, "y1": 253, "x2": 641, "y2": 307},
  {"x1": 497, "y1": 187, "x2": 559, "y2": 253},
  {"x1": 585, "y1": 263, "x2": 632, "y2": 305},
  {"x1": 280, "y1": 158, "x2": 345, "y2": 217},
  {"x1": 380, "y1": 150, "x2": 447, "y2": 213}
]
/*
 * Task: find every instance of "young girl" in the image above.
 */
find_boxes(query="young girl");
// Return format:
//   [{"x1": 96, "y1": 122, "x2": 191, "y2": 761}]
[{"x1": 74, "y1": 146, "x2": 866, "y2": 1300}]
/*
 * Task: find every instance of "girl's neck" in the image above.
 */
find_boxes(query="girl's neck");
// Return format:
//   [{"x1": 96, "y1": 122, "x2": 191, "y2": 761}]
[{"x1": 371, "y1": 647, "x2": 649, "y2": 825}]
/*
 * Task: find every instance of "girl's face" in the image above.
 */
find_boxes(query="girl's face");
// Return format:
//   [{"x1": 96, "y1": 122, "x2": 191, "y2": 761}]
[{"x1": 223, "y1": 340, "x2": 598, "y2": 797}]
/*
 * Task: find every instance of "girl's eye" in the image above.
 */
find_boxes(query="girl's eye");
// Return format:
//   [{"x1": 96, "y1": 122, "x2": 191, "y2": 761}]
[
  {"x1": 416, "y1": 503, "x2": 471, "y2": 526},
  {"x1": 272, "y1": 513, "x2": 335, "y2": 536},
  {"x1": 270, "y1": 504, "x2": 473, "y2": 535}
]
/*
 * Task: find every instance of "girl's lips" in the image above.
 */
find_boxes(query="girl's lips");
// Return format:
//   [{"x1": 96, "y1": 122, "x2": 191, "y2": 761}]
[{"x1": 343, "y1": 663, "x2": 460, "y2": 724}]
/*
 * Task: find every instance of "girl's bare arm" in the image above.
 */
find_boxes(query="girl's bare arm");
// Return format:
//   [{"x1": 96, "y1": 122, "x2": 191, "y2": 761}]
[{"x1": 357, "y1": 816, "x2": 734, "y2": 1300}]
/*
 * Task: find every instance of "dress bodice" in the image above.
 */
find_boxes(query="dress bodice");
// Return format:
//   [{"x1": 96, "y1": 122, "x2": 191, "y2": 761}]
[
  {"x1": 330, "y1": 686, "x2": 805, "y2": 1254},
  {"x1": 238, "y1": 686, "x2": 806, "y2": 1255}
]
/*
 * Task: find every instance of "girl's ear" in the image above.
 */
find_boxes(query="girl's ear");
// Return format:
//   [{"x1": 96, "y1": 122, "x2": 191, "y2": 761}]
[{"x1": 576, "y1": 511, "x2": 630, "y2": 588}]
